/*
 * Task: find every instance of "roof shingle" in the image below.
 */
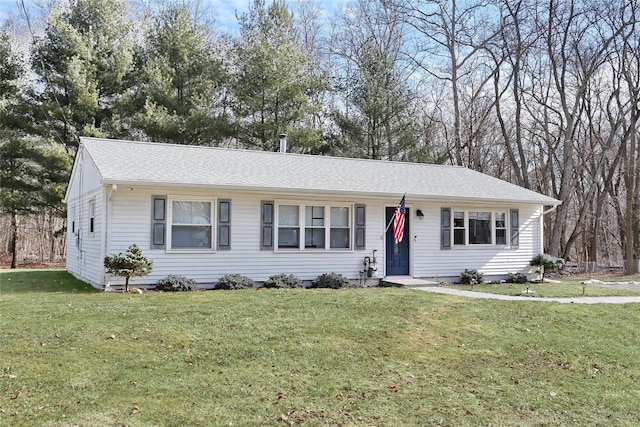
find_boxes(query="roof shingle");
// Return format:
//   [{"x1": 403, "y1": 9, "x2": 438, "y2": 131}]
[{"x1": 80, "y1": 137, "x2": 560, "y2": 205}]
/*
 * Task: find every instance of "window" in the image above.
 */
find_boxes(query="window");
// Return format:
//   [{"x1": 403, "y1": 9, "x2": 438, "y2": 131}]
[
  {"x1": 88, "y1": 200, "x2": 95, "y2": 235},
  {"x1": 495, "y1": 212, "x2": 507, "y2": 245},
  {"x1": 276, "y1": 203, "x2": 352, "y2": 250},
  {"x1": 453, "y1": 211, "x2": 465, "y2": 245},
  {"x1": 169, "y1": 199, "x2": 213, "y2": 249},
  {"x1": 469, "y1": 211, "x2": 491, "y2": 244},
  {"x1": 330, "y1": 207, "x2": 350, "y2": 249},
  {"x1": 305, "y1": 206, "x2": 325, "y2": 248},
  {"x1": 70, "y1": 207, "x2": 76, "y2": 234},
  {"x1": 445, "y1": 209, "x2": 510, "y2": 246},
  {"x1": 278, "y1": 205, "x2": 300, "y2": 248}
]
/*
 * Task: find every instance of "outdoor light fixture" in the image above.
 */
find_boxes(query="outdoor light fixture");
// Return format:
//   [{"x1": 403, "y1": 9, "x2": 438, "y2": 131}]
[{"x1": 416, "y1": 209, "x2": 425, "y2": 220}]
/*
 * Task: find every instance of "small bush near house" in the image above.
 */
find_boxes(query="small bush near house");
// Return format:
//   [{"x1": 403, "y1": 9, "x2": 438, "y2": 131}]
[
  {"x1": 263, "y1": 273, "x2": 304, "y2": 289},
  {"x1": 460, "y1": 269, "x2": 484, "y2": 285},
  {"x1": 507, "y1": 272, "x2": 529, "y2": 284},
  {"x1": 104, "y1": 244, "x2": 153, "y2": 292},
  {"x1": 530, "y1": 253, "x2": 565, "y2": 280},
  {"x1": 310, "y1": 272, "x2": 350, "y2": 289},
  {"x1": 155, "y1": 275, "x2": 198, "y2": 292},
  {"x1": 216, "y1": 274, "x2": 256, "y2": 290}
]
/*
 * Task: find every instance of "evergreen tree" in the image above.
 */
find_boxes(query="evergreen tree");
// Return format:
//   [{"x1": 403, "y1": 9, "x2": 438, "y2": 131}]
[
  {"x1": 104, "y1": 244, "x2": 154, "y2": 292},
  {"x1": 30, "y1": 0, "x2": 134, "y2": 154},
  {"x1": 232, "y1": 0, "x2": 325, "y2": 152},
  {"x1": 119, "y1": 4, "x2": 231, "y2": 145},
  {"x1": 1, "y1": 28, "x2": 72, "y2": 268}
]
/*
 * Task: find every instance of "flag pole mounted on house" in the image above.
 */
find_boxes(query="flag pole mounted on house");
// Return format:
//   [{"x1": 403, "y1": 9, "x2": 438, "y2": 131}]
[{"x1": 385, "y1": 194, "x2": 406, "y2": 244}]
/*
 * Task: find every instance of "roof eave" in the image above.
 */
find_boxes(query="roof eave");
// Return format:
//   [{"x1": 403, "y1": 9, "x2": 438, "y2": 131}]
[{"x1": 100, "y1": 179, "x2": 561, "y2": 205}]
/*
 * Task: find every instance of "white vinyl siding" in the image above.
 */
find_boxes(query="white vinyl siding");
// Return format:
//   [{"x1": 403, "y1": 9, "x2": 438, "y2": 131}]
[
  {"x1": 414, "y1": 204, "x2": 541, "y2": 280},
  {"x1": 66, "y1": 188, "x2": 104, "y2": 287},
  {"x1": 100, "y1": 189, "x2": 379, "y2": 286}
]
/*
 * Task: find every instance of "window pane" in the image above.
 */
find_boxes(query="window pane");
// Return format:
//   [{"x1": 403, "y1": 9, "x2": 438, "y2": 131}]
[
  {"x1": 496, "y1": 212, "x2": 506, "y2": 245},
  {"x1": 331, "y1": 207, "x2": 349, "y2": 227},
  {"x1": 173, "y1": 201, "x2": 211, "y2": 225},
  {"x1": 330, "y1": 228, "x2": 350, "y2": 248},
  {"x1": 454, "y1": 229, "x2": 465, "y2": 245},
  {"x1": 305, "y1": 206, "x2": 324, "y2": 226},
  {"x1": 453, "y1": 211, "x2": 464, "y2": 228},
  {"x1": 469, "y1": 211, "x2": 491, "y2": 244},
  {"x1": 453, "y1": 211, "x2": 465, "y2": 245},
  {"x1": 171, "y1": 225, "x2": 212, "y2": 248},
  {"x1": 305, "y1": 228, "x2": 325, "y2": 248},
  {"x1": 278, "y1": 228, "x2": 299, "y2": 248},
  {"x1": 279, "y1": 205, "x2": 299, "y2": 226}
]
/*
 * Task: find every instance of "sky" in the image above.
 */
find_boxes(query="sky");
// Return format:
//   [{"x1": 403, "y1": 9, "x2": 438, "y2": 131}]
[{"x1": 0, "y1": 0, "x2": 340, "y2": 33}]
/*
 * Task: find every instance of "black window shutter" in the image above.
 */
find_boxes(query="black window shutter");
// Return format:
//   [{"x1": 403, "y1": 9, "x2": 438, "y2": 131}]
[
  {"x1": 261, "y1": 201, "x2": 274, "y2": 250},
  {"x1": 354, "y1": 204, "x2": 366, "y2": 250},
  {"x1": 510, "y1": 209, "x2": 519, "y2": 249},
  {"x1": 218, "y1": 199, "x2": 231, "y2": 250},
  {"x1": 151, "y1": 196, "x2": 167, "y2": 249},
  {"x1": 441, "y1": 208, "x2": 451, "y2": 250}
]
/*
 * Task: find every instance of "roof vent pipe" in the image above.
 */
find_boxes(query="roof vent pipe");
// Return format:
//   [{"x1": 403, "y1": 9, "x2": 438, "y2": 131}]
[{"x1": 279, "y1": 134, "x2": 287, "y2": 153}]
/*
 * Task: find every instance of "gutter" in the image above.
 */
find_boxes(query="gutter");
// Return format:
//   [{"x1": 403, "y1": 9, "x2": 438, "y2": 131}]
[
  {"x1": 98, "y1": 180, "x2": 560, "y2": 206},
  {"x1": 540, "y1": 204, "x2": 560, "y2": 254}
]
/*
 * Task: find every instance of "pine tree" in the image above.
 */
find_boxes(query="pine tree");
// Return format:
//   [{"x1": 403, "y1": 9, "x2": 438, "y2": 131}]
[
  {"x1": 0, "y1": 29, "x2": 72, "y2": 268},
  {"x1": 119, "y1": 4, "x2": 231, "y2": 145},
  {"x1": 104, "y1": 244, "x2": 153, "y2": 292},
  {"x1": 232, "y1": 0, "x2": 325, "y2": 152},
  {"x1": 30, "y1": 0, "x2": 134, "y2": 154}
]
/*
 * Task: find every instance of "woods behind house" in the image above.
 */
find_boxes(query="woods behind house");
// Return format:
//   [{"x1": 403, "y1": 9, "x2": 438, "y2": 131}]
[{"x1": 0, "y1": 0, "x2": 638, "y2": 272}]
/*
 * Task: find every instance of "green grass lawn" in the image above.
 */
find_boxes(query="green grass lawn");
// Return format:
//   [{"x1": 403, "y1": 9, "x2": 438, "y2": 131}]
[
  {"x1": 1, "y1": 270, "x2": 639, "y2": 426},
  {"x1": 450, "y1": 279, "x2": 640, "y2": 297}
]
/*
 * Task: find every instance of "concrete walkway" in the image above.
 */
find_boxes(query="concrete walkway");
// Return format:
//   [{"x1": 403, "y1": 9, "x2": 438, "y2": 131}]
[{"x1": 383, "y1": 277, "x2": 640, "y2": 305}]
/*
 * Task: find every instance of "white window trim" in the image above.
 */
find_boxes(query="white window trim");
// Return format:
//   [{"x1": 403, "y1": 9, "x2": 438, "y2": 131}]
[
  {"x1": 70, "y1": 206, "x2": 76, "y2": 234},
  {"x1": 166, "y1": 196, "x2": 216, "y2": 253},
  {"x1": 88, "y1": 199, "x2": 96, "y2": 237},
  {"x1": 274, "y1": 201, "x2": 354, "y2": 252},
  {"x1": 451, "y1": 209, "x2": 509, "y2": 248}
]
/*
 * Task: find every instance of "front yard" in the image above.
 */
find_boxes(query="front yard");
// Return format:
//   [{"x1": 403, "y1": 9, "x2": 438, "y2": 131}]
[{"x1": 1, "y1": 269, "x2": 639, "y2": 426}]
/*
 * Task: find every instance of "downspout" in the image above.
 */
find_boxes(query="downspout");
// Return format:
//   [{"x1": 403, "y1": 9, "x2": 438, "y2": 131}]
[
  {"x1": 103, "y1": 184, "x2": 117, "y2": 286},
  {"x1": 540, "y1": 204, "x2": 559, "y2": 254}
]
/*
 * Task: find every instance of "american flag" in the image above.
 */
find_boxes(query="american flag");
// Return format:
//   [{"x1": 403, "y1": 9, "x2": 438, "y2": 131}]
[{"x1": 393, "y1": 195, "x2": 406, "y2": 244}]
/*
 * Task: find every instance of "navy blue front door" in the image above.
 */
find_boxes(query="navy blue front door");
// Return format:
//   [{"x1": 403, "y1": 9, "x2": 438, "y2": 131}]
[{"x1": 386, "y1": 207, "x2": 410, "y2": 276}]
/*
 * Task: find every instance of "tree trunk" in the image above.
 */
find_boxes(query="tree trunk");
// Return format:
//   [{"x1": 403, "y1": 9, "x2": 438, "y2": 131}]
[
  {"x1": 624, "y1": 105, "x2": 637, "y2": 274},
  {"x1": 10, "y1": 212, "x2": 18, "y2": 269}
]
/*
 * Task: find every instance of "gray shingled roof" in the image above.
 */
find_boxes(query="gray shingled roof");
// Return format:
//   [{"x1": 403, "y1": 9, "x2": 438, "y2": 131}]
[{"x1": 79, "y1": 137, "x2": 560, "y2": 205}]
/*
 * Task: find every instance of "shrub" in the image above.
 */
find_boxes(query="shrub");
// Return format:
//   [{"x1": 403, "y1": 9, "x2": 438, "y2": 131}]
[
  {"x1": 216, "y1": 274, "x2": 256, "y2": 290},
  {"x1": 104, "y1": 244, "x2": 153, "y2": 292},
  {"x1": 263, "y1": 273, "x2": 304, "y2": 289},
  {"x1": 460, "y1": 269, "x2": 484, "y2": 285},
  {"x1": 310, "y1": 272, "x2": 350, "y2": 289},
  {"x1": 155, "y1": 275, "x2": 197, "y2": 292},
  {"x1": 530, "y1": 253, "x2": 565, "y2": 280},
  {"x1": 507, "y1": 272, "x2": 529, "y2": 284}
]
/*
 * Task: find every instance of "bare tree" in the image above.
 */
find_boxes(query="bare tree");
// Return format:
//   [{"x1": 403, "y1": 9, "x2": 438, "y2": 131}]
[
  {"x1": 328, "y1": 0, "x2": 426, "y2": 161},
  {"x1": 393, "y1": 0, "x2": 502, "y2": 166}
]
